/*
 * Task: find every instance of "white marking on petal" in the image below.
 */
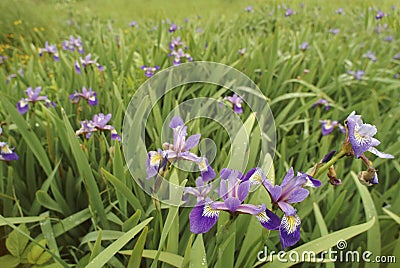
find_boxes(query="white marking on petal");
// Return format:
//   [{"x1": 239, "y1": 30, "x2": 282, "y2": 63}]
[
  {"x1": 282, "y1": 215, "x2": 301, "y2": 234},
  {"x1": 202, "y1": 204, "x2": 220, "y2": 218},
  {"x1": 150, "y1": 152, "x2": 164, "y2": 166},
  {"x1": 1, "y1": 144, "x2": 13, "y2": 154},
  {"x1": 256, "y1": 211, "x2": 270, "y2": 223}
]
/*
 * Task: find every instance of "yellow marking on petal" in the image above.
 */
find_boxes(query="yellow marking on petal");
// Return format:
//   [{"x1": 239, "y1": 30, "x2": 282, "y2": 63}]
[
  {"x1": 202, "y1": 204, "x2": 220, "y2": 218},
  {"x1": 150, "y1": 153, "x2": 164, "y2": 166},
  {"x1": 198, "y1": 159, "x2": 207, "y2": 171},
  {"x1": 1, "y1": 144, "x2": 12, "y2": 154},
  {"x1": 282, "y1": 215, "x2": 301, "y2": 234},
  {"x1": 250, "y1": 170, "x2": 263, "y2": 185}
]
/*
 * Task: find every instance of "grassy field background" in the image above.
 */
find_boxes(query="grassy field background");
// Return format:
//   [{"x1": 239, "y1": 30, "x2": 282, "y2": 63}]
[{"x1": 0, "y1": 0, "x2": 399, "y2": 267}]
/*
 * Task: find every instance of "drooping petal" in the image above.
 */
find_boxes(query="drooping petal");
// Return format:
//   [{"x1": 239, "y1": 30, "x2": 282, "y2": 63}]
[
  {"x1": 184, "y1": 134, "x2": 201, "y2": 151},
  {"x1": 297, "y1": 172, "x2": 322, "y2": 188},
  {"x1": 189, "y1": 201, "x2": 219, "y2": 234},
  {"x1": 17, "y1": 99, "x2": 29, "y2": 114},
  {"x1": 257, "y1": 207, "x2": 281, "y2": 230},
  {"x1": 367, "y1": 147, "x2": 394, "y2": 159},
  {"x1": 279, "y1": 214, "x2": 301, "y2": 249},
  {"x1": 198, "y1": 158, "x2": 216, "y2": 182}
]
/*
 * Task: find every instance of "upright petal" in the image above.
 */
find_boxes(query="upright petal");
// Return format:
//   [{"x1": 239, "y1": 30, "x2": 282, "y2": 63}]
[
  {"x1": 189, "y1": 201, "x2": 219, "y2": 234},
  {"x1": 184, "y1": 134, "x2": 201, "y2": 151},
  {"x1": 277, "y1": 201, "x2": 296, "y2": 216},
  {"x1": 285, "y1": 188, "x2": 309, "y2": 203},
  {"x1": 169, "y1": 116, "x2": 184, "y2": 128},
  {"x1": 281, "y1": 167, "x2": 294, "y2": 186},
  {"x1": 237, "y1": 180, "x2": 250, "y2": 202},
  {"x1": 224, "y1": 197, "x2": 241, "y2": 212}
]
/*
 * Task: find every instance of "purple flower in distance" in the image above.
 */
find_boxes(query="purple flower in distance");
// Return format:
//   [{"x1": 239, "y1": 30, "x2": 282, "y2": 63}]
[
  {"x1": 383, "y1": 36, "x2": 393, "y2": 42},
  {"x1": 336, "y1": 8, "x2": 344, "y2": 14},
  {"x1": 62, "y1": 36, "x2": 84, "y2": 54},
  {"x1": 141, "y1": 65, "x2": 160, "y2": 77},
  {"x1": 320, "y1": 120, "x2": 345, "y2": 136},
  {"x1": 170, "y1": 48, "x2": 193, "y2": 65},
  {"x1": 345, "y1": 111, "x2": 394, "y2": 159},
  {"x1": 168, "y1": 23, "x2": 178, "y2": 33},
  {"x1": 189, "y1": 169, "x2": 281, "y2": 234},
  {"x1": 39, "y1": 41, "x2": 59, "y2": 61},
  {"x1": 330, "y1": 28, "x2": 340, "y2": 35},
  {"x1": 347, "y1": 70, "x2": 365, "y2": 80},
  {"x1": 0, "y1": 142, "x2": 19, "y2": 161},
  {"x1": 75, "y1": 120, "x2": 97, "y2": 139},
  {"x1": 169, "y1": 36, "x2": 185, "y2": 50},
  {"x1": 393, "y1": 53, "x2": 400, "y2": 60},
  {"x1": 184, "y1": 177, "x2": 213, "y2": 202},
  {"x1": 75, "y1": 54, "x2": 104, "y2": 74},
  {"x1": 17, "y1": 86, "x2": 56, "y2": 114},
  {"x1": 129, "y1": 21, "x2": 138, "y2": 27},
  {"x1": 376, "y1": 11, "x2": 384, "y2": 19},
  {"x1": 363, "y1": 50, "x2": 377, "y2": 62},
  {"x1": 312, "y1": 98, "x2": 330, "y2": 110},
  {"x1": 223, "y1": 94, "x2": 243, "y2": 114},
  {"x1": 238, "y1": 48, "x2": 246, "y2": 56},
  {"x1": 299, "y1": 42, "x2": 309, "y2": 51},
  {"x1": 285, "y1": 8, "x2": 293, "y2": 17},
  {"x1": 262, "y1": 168, "x2": 321, "y2": 249},
  {"x1": 244, "y1": 6, "x2": 254, "y2": 13},
  {"x1": 69, "y1": 86, "x2": 98, "y2": 106},
  {"x1": 0, "y1": 55, "x2": 7, "y2": 64}
]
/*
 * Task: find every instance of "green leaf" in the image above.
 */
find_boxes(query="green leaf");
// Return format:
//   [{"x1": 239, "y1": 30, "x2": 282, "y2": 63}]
[
  {"x1": 35, "y1": 191, "x2": 63, "y2": 214},
  {"x1": 27, "y1": 239, "x2": 47, "y2": 264},
  {"x1": 1, "y1": 98, "x2": 52, "y2": 176},
  {"x1": 382, "y1": 208, "x2": 400, "y2": 225},
  {"x1": 127, "y1": 226, "x2": 148, "y2": 268},
  {"x1": 257, "y1": 217, "x2": 376, "y2": 267},
  {"x1": 86, "y1": 217, "x2": 153, "y2": 268},
  {"x1": 89, "y1": 229, "x2": 103, "y2": 262},
  {"x1": 62, "y1": 109, "x2": 109, "y2": 229},
  {"x1": 6, "y1": 224, "x2": 30, "y2": 257},
  {"x1": 351, "y1": 171, "x2": 381, "y2": 268},
  {"x1": 120, "y1": 250, "x2": 184, "y2": 268},
  {"x1": 0, "y1": 254, "x2": 20, "y2": 268},
  {"x1": 0, "y1": 216, "x2": 47, "y2": 227},
  {"x1": 190, "y1": 234, "x2": 208, "y2": 268},
  {"x1": 122, "y1": 210, "x2": 141, "y2": 232}
]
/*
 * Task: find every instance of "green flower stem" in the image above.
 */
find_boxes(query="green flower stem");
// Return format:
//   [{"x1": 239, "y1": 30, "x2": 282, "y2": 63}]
[{"x1": 313, "y1": 149, "x2": 347, "y2": 179}]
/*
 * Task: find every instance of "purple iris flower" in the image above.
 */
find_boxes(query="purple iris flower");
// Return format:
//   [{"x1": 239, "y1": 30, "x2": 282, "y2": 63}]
[
  {"x1": 285, "y1": 8, "x2": 293, "y2": 17},
  {"x1": 39, "y1": 42, "x2": 59, "y2": 61},
  {"x1": 62, "y1": 36, "x2": 84, "y2": 54},
  {"x1": 299, "y1": 42, "x2": 309, "y2": 51},
  {"x1": 320, "y1": 120, "x2": 345, "y2": 136},
  {"x1": 75, "y1": 120, "x2": 97, "y2": 139},
  {"x1": 244, "y1": 6, "x2": 254, "y2": 13},
  {"x1": 330, "y1": 28, "x2": 340, "y2": 35},
  {"x1": 189, "y1": 169, "x2": 281, "y2": 234},
  {"x1": 168, "y1": 23, "x2": 178, "y2": 33},
  {"x1": 262, "y1": 168, "x2": 321, "y2": 249},
  {"x1": 74, "y1": 54, "x2": 104, "y2": 74},
  {"x1": 170, "y1": 48, "x2": 193, "y2": 65},
  {"x1": 184, "y1": 177, "x2": 213, "y2": 202},
  {"x1": 169, "y1": 36, "x2": 185, "y2": 50},
  {"x1": 312, "y1": 98, "x2": 330, "y2": 110},
  {"x1": 17, "y1": 86, "x2": 56, "y2": 114},
  {"x1": 363, "y1": 50, "x2": 377, "y2": 62},
  {"x1": 141, "y1": 65, "x2": 160, "y2": 77},
  {"x1": 347, "y1": 70, "x2": 365, "y2": 80},
  {"x1": 0, "y1": 142, "x2": 19, "y2": 161},
  {"x1": 146, "y1": 116, "x2": 215, "y2": 181},
  {"x1": 69, "y1": 86, "x2": 98, "y2": 106},
  {"x1": 76, "y1": 113, "x2": 121, "y2": 141},
  {"x1": 345, "y1": 111, "x2": 394, "y2": 159},
  {"x1": 223, "y1": 94, "x2": 243, "y2": 114},
  {"x1": 375, "y1": 11, "x2": 384, "y2": 19}
]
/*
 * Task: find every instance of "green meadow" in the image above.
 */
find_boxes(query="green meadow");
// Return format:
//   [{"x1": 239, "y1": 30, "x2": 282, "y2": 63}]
[{"x1": 0, "y1": 0, "x2": 399, "y2": 267}]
